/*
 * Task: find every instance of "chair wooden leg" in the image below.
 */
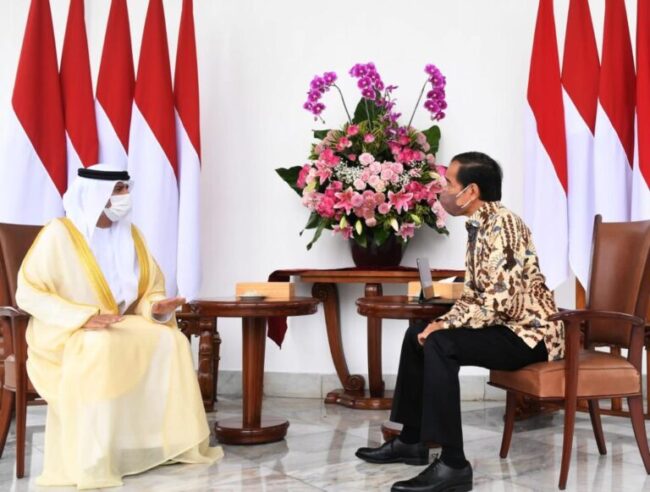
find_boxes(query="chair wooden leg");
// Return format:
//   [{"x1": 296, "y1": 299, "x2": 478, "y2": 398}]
[
  {"x1": 629, "y1": 395, "x2": 650, "y2": 474},
  {"x1": 15, "y1": 382, "x2": 27, "y2": 478},
  {"x1": 588, "y1": 399, "x2": 606, "y2": 455},
  {"x1": 500, "y1": 391, "x2": 517, "y2": 458},
  {"x1": 0, "y1": 389, "x2": 14, "y2": 458},
  {"x1": 559, "y1": 396, "x2": 577, "y2": 490}
]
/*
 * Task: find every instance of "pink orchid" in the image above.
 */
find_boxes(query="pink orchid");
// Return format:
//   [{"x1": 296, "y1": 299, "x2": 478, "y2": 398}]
[
  {"x1": 359, "y1": 152, "x2": 375, "y2": 166},
  {"x1": 397, "y1": 222, "x2": 416, "y2": 240},
  {"x1": 347, "y1": 124, "x2": 360, "y2": 136},
  {"x1": 388, "y1": 190, "x2": 414, "y2": 213},
  {"x1": 363, "y1": 134, "x2": 375, "y2": 143}
]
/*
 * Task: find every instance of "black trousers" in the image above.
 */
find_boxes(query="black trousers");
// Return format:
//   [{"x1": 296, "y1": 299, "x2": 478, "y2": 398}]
[{"x1": 390, "y1": 321, "x2": 548, "y2": 449}]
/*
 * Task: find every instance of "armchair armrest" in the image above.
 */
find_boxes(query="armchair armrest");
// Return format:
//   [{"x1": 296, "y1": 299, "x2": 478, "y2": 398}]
[
  {"x1": 0, "y1": 306, "x2": 30, "y2": 319},
  {"x1": 549, "y1": 308, "x2": 645, "y2": 327},
  {"x1": 0, "y1": 305, "x2": 30, "y2": 361}
]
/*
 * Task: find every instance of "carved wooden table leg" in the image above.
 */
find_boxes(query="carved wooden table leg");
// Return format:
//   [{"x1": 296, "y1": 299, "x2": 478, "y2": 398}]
[
  {"x1": 365, "y1": 283, "x2": 392, "y2": 409},
  {"x1": 317, "y1": 282, "x2": 367, "y2": 407},
  {"x1": 213, "y1": 323, "x2": 221, "y2": 403},
  {"x1": 215, "y1": 317, "x2": 288, "y2": 444},
  {"x1": 198, "y1": 317, "x2": 216, "y2": 412}
]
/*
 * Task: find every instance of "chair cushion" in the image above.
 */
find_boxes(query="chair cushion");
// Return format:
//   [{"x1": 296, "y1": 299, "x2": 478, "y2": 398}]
[
  {"x1": 489, "y1": 350, "x2": 640, "y2": 399},
  {"x1": 3, "y1": 355, "x2": 37, "y2": 393}
]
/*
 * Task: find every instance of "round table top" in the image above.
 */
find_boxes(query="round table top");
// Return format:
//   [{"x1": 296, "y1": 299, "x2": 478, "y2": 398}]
[
  {"x1": 186, "y1": 296, "x2": 319, "y2": 318},
  {"x1": 356, "y1": 295, "x2": 455, "y2": 320}
]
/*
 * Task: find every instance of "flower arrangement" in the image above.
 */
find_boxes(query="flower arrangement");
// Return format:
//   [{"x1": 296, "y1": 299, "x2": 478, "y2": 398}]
[{"x1": 276, "y1": 62, "x2": 449, "y2": 250}]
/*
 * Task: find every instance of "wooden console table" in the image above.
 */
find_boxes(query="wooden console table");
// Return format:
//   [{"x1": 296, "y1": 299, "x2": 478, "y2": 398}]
[{"x1": 268, "y1": 268, "x2": 464, "y2": 410}]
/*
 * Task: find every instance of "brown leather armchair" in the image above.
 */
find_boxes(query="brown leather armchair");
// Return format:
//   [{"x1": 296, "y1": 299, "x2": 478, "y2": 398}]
[
  {"x1": 489, "y1": 216, "x2": 650, "y2": 490},
  {"x1": 0, "y1": 223, "x2": 42, "y2": 478}
]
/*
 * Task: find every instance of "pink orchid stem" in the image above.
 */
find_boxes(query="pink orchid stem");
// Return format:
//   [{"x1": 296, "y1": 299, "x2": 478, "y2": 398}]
[
  {"x1": 407, "y1": 78, "x2": 429, "y2": 128},
  {"x1": 333, "y1": 84, "x2": 352, "y2": 124}
]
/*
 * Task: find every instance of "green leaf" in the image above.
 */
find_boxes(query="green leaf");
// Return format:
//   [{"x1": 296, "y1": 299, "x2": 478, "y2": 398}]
[
  {"x1": 275, "y1": 166, "x2": 304, "y2": 196},
  {"x1": 353, "y1": 231, "x2": 368, "y2": 248},
  {"x1": 306, "y1": 221, "x2": 326, "y2": 250},
  {"x1": 373, "y1": 227, "x2": 390, "y2": 247},
  {"x1": 313, "y1": 129, "x2": 330, "y2": 140},
  {"x1": 352, "y1": 97, "x2": 383, "y2": 125},
  {"x1": 303, "y1": 212, "x2": 320, "y2": 230},
  {"x1": 422, "y1": 125, "x2": 441, "y2": 154}
]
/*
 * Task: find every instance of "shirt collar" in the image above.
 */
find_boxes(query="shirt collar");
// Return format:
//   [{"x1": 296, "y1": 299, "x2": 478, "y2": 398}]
[{"x1": 466, "y1": 201, "x2": 502, "y2": 229}]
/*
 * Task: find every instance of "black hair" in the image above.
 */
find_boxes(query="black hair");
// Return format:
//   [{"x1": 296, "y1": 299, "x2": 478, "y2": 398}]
[{"x1": 451, "y1": 151, "x2": 502, "y2": 201}]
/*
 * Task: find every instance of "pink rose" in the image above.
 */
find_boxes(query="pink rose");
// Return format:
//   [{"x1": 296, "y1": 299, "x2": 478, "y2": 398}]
[
  {"x1": 365, "y1": 217, "x2": 377, "y2": 227},
  {"x1": 359, "y1": 152, "x2": 375, "y2": 166},
  {"x1": 354, "y1": 178, "x2": 366, "y2": 190},
  {"x1": 347, "y1": 153, "x2": 357, "y2": 161},
  {"x1": 378, "y1": 202, "x2": 392, "y2": 214},
  {"x1": 363, "y1": 134, "x2": 375, "y2": 143},
  {"x1": 347, "y1": 124, "x2": 360, "y2": 136}
]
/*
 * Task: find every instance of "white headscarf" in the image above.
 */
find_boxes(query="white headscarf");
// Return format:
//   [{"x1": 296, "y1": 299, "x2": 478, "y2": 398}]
[{"x1": 62, "y1": 163, "x2": 139, "y2": 313}]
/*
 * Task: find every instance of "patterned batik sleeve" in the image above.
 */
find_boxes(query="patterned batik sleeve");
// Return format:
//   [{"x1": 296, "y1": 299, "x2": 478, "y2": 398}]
[{"x1": 438, "y1": 215, "x2": 526, "y2": 329}]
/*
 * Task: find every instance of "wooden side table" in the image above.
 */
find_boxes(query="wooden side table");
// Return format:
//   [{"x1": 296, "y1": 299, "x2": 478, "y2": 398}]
[
  {"x1": 356, "y1": 295, "x2": 455, "y2": 441},
  {"x1": 269, "y1": 268, "x2": 464, "y2": 410},
  {"x1": 189, "y1": 297, "x2": 319, "y2": 444}
]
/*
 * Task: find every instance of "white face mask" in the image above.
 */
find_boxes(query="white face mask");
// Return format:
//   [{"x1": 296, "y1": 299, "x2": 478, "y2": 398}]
[{"x1": 104, "y1": 193, "x2": 132, "y2": 222}]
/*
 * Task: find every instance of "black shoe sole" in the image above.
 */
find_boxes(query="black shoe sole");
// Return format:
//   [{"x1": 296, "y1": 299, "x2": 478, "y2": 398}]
[
  {"x1": 390, "y1": 480, "x2": 472, "y2": 492},
  {"x1": 355, "y1": 452, "x2": 429, "y2": 466}
]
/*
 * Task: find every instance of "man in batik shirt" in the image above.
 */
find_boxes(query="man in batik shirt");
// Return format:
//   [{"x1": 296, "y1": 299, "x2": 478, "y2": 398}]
[{"x1": 356, "y1": 152, "x2": 564, "y2": 492}]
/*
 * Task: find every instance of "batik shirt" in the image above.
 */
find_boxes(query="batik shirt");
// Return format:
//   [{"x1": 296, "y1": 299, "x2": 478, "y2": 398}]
[{"x1": 437, "y1": 201, "x2": 564, "y2": 361}]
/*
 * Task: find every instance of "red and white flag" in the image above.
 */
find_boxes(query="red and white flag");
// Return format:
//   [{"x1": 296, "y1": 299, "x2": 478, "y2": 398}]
[
  {"x1": 632, "y1": 0, "x2": 650, "y2": 220},
  {"x1": 175, "y1": 0, "x2": 202, "y2": 300},
  {"x1": 96, "y1": 0, "x2": 134, "y2": 168},
  {"x1": 524, "y1": 0, "x2": 569, "y2": 290},
  {"x1": 561, "y1": 0, "x2": 600, "y2": 288},
  {"x1": 592, "y1": 0, "x2": 635, "y2": 223},
  {"x1": 61, "y1": 0, "x2": 98, "y2": 185},
  {"x1": 0, "y1": 0, "x2": 66, "y2": 225},
  {"x1": 128, "y1": 0, "x2": 178, "y2": 295}
]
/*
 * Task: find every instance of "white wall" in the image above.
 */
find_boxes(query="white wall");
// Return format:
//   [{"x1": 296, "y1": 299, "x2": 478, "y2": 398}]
[{"x1": 0, "y1": 1, "x2": 640, "y2": 378}]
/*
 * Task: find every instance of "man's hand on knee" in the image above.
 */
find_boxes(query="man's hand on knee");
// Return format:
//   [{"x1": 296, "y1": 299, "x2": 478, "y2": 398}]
[{"x1": 417, "y1": 320, "x2": 444, "y2": 345}]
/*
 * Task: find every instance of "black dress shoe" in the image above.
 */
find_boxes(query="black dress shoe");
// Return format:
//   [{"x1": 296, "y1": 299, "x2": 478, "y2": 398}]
[
  {"x1": 391, "y1": 456, "x2": 473, "y2": 492},
  {"x1": 355, "y1": 438, "x2": 429, "y2": 465}
]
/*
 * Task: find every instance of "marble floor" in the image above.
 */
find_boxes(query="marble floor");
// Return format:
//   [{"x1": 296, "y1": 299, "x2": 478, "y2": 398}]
[{"x1": 1, "y1": 397, "x2": 649, "y2": 491}]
